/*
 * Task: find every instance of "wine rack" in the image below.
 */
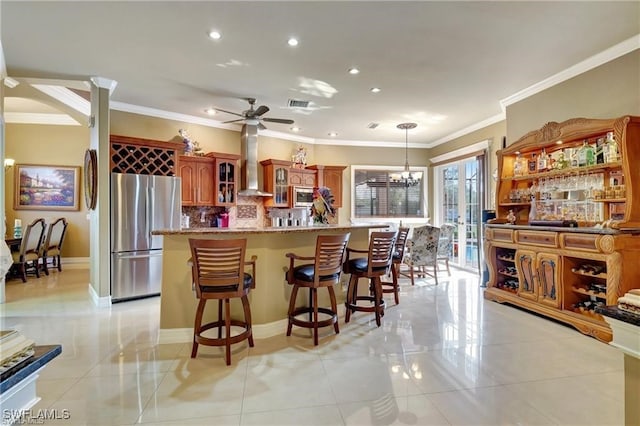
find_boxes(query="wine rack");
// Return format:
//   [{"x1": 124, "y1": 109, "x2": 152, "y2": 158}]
[{"x1": 110, "y1": 135, "x2": 182, "y2": 176}]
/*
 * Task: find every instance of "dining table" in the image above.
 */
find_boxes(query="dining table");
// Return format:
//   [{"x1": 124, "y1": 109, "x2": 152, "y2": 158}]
[{"x1": 5, "y1": 238, "x2": 21, "y2": 251}]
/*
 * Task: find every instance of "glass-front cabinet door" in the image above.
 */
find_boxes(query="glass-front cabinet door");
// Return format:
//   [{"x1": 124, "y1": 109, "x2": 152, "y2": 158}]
[
  {"x1": 261, "y1": 159, "x2": 291, "y2": 207},
  {"x1": 209, "y1": 153, "x2": 240, "y2": 206}
]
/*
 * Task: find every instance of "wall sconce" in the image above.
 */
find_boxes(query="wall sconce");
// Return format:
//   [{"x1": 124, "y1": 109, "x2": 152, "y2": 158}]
[{"x1": 4, "y1": 158, "x2": 15, "y2": 172}]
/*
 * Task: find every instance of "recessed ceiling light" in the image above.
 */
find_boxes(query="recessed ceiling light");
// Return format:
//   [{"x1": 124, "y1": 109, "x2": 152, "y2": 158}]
[
  {"x1": 208, "y1": 30, "x2": 221, "y2": 40},
  {"x1": 287, "y1": 38, "x2": 299, "y2": 47},
  {"x1": 328, "y1": 132, "x2": 338, "y2": 137},
  {"x1": 370, "y1": 87, "x2": 381, "y2": 93},
  {"x1": 205, "y1": 108, "x2": 217, "y2": 116},
  {"x1": 348, "y1": 68, "x2": 360, "y2": 75},
  {"x1": 290, "y1": 126, "x2": 300, "y2": 132}
]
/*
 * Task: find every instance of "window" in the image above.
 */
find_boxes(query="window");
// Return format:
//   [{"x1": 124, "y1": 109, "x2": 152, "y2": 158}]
[{"x1": 352, "y1": 167, "x2": 427, "y2": 218}]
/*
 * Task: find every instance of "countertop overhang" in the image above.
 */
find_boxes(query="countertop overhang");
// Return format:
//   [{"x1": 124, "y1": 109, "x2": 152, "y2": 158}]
[{"x1": 152, "y1": 224, "x2": 386, "y2": 236}]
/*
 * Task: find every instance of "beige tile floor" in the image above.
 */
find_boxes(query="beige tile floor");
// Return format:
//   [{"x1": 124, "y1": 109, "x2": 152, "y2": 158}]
[{"x1": 1, "y1": 268, "x2": 623, "y2": 425}]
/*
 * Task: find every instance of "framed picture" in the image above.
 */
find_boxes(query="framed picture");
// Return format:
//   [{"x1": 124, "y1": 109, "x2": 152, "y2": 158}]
[{"x1": 14, "y1": 164, "x2": 81, "y2": 211}]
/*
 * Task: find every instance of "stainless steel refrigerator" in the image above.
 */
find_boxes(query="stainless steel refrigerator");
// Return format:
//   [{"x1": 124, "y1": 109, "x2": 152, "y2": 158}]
[{"x1": 111, "y1": 173, "x2": 181, "y2": 302}]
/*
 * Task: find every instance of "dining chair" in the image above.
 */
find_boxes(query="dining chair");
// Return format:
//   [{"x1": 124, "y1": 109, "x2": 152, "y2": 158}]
[
  {"x1": 285, "y1": 233, "x2": 350, "y2": 345},
  {"x1": 188, "y1": 238, "x2": 257, "y2": 365},
  {"x1": 41, "y1": 217, "x2": 68, "y2": 275},
  {"x1": 437, "y1": 223, "x2": 456, "y2": 276},
  {"x1": 11, "y1": 218, "x2": 46, "y2": 282},
  {"x1": 402, "y1": 224, "x2": 441, "y2": 286}
]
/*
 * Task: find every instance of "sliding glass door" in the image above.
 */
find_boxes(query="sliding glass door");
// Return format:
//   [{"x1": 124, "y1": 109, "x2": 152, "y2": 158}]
[{"x1": 435, "y1": 157, "x2": 483, "y2": 271}]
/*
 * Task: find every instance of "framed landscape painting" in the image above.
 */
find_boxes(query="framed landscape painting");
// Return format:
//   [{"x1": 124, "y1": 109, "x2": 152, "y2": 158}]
[{"x1": 14, "y1": 164, "x2": 81, "y2": 211}]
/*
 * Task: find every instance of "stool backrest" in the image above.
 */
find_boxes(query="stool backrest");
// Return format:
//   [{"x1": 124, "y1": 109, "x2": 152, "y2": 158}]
[
  {"x1": 314, "y1": 233, "x2": 351, "y2": 285},
  {"x1": 394, "y1": 227, "x2": 410, "y2": 262},
  {"x1": 367, "y1": 231, "x2": 397, "y2": 275},
  {"x1": 189, "y1": 238, "x2": 247, "y2": 298}
]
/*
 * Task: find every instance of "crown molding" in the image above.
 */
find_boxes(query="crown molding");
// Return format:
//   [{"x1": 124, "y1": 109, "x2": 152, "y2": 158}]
[
  {"x1": 427, "y1": 113, "x2": 505, "y2": 148},
  {"x1": 110, "y1": 101, "x2": 243, "y2": 132},
  {"x1": 31, "y1": 84, "x2": 91, "y2": 116},
  {"x1": 430, "y1": 139, "x2": 491, "y2": 164},
  {"x1": 4, "y1": 112, "x2": 80, "y2": 126},
  {"x1": 500, "y1": 33, "x2": 640, "y2": 110}
]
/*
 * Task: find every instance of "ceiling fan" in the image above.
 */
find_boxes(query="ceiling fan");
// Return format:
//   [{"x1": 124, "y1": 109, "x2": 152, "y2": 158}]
[{"x1": 215, "y1": 98, "x2": 294, "y2": 130}]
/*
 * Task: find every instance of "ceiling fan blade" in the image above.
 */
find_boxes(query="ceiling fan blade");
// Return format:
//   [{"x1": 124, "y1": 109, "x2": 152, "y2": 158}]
[
  {"x1": 258, "y1": 122, "x2": 267, "y2": 130},
  {"x1": 262, "y1": 117, "x2": 294, "y2": 125},
  {"x1": 223, "y1": 118, "x2": 245, "y2": 124},
  {"x1": 253, "y1": 105, "x2": 269, "y2": 116},
  {"x1": 215, "y1": 108, "x2": 244, "y2": 117}
]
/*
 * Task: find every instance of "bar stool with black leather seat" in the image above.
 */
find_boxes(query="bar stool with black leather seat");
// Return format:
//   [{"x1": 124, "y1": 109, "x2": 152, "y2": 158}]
[
  {"x1": 343, "y1": 231, "x2": 397, "y2": 327},
  {"x1": 380, "y1": 227, "x2": 409, "y2": 305},
  {"x1": 285, "y1": 233, "x2": 350, "y2": 346},
  {"x1": 11, "y1": 218, "x2": 46, "y2": 282},
  {"x1": 41, "y1": 217, "x2": 68, "y2": 275},
  {"x1": 189, "y1": 238, "x2": 257, "y2": 365}
]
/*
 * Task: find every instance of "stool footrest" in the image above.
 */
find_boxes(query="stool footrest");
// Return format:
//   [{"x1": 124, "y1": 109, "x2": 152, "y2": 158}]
[
  {"x1": 195, "y1": 319, "x2": 252, "y2": 347},
  {"x1": 289, "y1": 307, "x2": 338, "y2": 329},
  {"x1": 345, "y1": 296, "x2": 386, "y2": 313}
]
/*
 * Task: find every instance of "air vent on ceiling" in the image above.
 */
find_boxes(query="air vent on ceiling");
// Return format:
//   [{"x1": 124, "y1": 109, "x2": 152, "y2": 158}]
[
  {"x1": 287, "y1": 99, "x2": 310, "y2": 108},
  {"x1": 367, "y1": 122, "x2": 379, "y2": 129}
]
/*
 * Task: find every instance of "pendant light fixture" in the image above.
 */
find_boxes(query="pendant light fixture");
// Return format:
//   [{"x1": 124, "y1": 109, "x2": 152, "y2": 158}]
[{"x1": 391, "y1": 122, "x2": 422, "y2": 186}]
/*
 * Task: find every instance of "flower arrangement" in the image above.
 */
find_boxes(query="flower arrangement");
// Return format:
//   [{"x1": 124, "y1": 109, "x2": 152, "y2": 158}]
[{"x1": 311, "y1": 186, "x2": 335, "y2": 224}]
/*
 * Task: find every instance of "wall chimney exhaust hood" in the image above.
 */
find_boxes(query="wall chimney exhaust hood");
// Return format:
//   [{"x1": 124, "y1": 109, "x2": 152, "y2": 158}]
[{"x1": 238, "y1": 121, "x2": 272, "y2": 197}]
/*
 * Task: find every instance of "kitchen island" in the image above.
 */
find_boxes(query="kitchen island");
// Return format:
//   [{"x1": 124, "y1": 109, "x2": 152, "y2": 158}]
[{"x1": 152, "y1": 224, "x2": 386, "y2": 342}]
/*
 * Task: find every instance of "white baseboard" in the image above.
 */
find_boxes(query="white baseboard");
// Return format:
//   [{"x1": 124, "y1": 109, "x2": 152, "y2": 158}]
[
  {"x1": 59, "y1": 257, "x2": 89, "y2": 270},
  {"x1": 158, "y1": 317, "x2": 291, "y2": 344},
  {"x1": 88, "y1": 283, "x2": 111, "y2": 308}
]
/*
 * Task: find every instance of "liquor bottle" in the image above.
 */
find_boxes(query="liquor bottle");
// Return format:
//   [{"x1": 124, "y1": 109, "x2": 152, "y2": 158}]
[
  {"x1": 528, "y1": 153, "x2": 537, "y2": 174},
  {"x1": 595, "y1": 137, "x2": 605, "y2": 164},
  {"x1": 513, "y1": 153, "x2": 524, "y2": 177},
  {"x1": 605, "y1": 132, "x2": 619, "y2": 163},
  {"x1": 537, "y1": 149, "x2": 548, "y2": 172},
  {"x1": 585, "y1": 141, "x2": 595, "y2": 166},
  {"x1": 577, "y1": 140, "x2": 588, "y2": 167}
]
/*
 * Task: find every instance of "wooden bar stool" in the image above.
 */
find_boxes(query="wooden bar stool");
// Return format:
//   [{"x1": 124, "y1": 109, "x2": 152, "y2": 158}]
[
  {"x1": 380, "y1": 227, "x2": 409, "y2": 305},
  {"x1": 188, "y1": 238, "x2": 256, "y2": 365},
  {"x1": 343, "y1": 231, "x2": 397, "y2": 326},
  {"x1": 285, "y1": 233, "x2": 350, "y2": 345}
]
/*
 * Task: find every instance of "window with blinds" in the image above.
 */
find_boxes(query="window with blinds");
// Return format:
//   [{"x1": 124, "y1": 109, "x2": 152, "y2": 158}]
[{"x1": 353, "y1": 169, "x2": 425, "y2": 218}]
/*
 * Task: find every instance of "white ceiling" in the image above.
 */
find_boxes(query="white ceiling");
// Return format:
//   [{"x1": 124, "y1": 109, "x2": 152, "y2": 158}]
[{"x1": 2, "y1": 1, "x2": 639, "y2": 147}]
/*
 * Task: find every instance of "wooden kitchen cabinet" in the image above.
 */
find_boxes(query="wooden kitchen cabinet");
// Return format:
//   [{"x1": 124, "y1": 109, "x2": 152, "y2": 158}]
[
  {"x1": 308, "y1": 165, "x2": 346, "y2": 208},
  {"x1": 261, "y1": 159, "x2": 291, "y2": 207},
  {"x1": 207, "y1": 152, "x2": 240, "y2": 207},
  {"x1": 178, "y1": 155, "x2": 215, "y2": 206},
  {"x1": 288, "y1": 168, "x2": 317, "y2": 187}
]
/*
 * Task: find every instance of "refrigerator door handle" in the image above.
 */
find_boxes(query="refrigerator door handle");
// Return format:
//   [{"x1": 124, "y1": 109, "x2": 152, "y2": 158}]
[{"x1": 115, "y1": 252, "x2": 163, "y2": 260}]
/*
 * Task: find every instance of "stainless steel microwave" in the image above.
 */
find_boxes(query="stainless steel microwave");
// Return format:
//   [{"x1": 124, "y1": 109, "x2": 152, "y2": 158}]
[{"x1": 291, "y1": 186, "x2": 314, "y2": 207}]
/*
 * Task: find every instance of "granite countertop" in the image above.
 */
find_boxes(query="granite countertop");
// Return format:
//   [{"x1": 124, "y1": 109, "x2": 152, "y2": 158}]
[
  {"x1": 486, "y1": 223, "x2": 626, "y2": 235},
  {"x1": 596, "y1": 306, "x2": 640, "y2": 326},
  {"x1": 0, "y1": 345, "x2": 62, "y2": 394},
  {"x1": 153, "y1": 223, "x2": 387, "y2": 236}
]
